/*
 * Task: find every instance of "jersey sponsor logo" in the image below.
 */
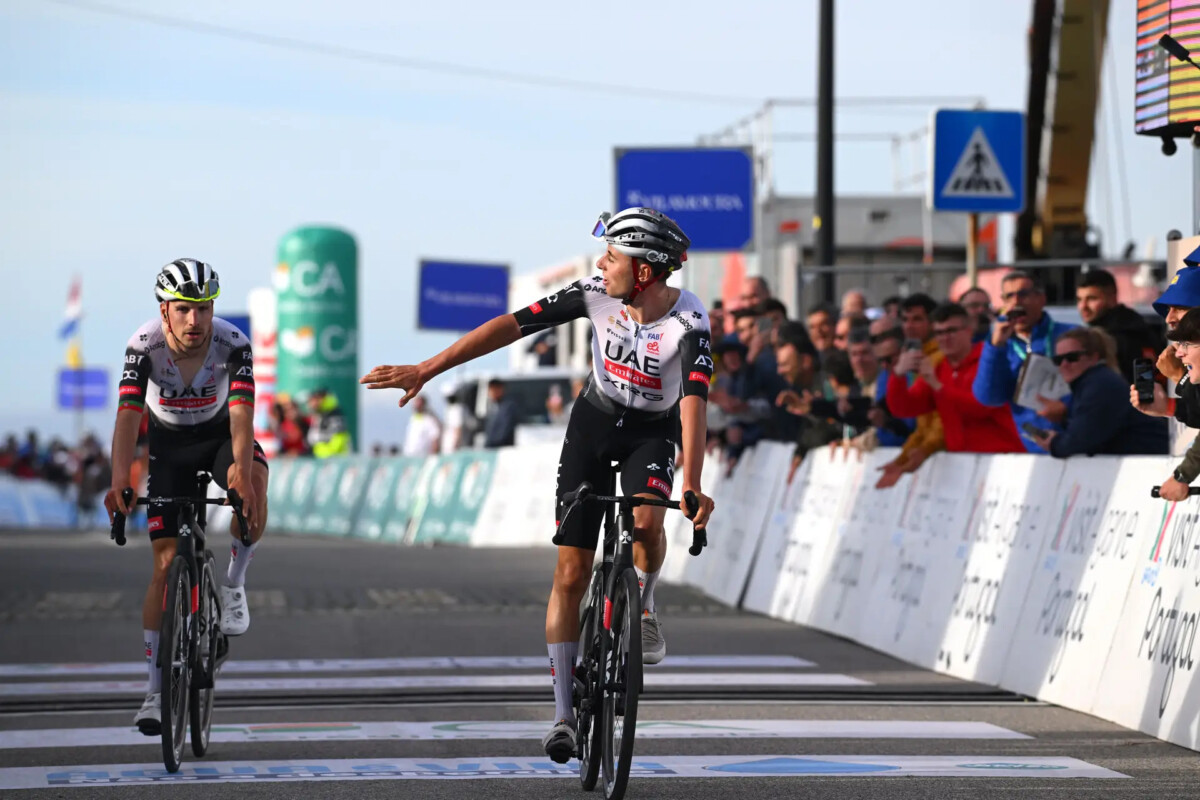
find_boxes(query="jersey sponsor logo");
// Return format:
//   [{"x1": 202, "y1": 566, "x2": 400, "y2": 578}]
[
  {"x1": 689, "y1": 371, "x2": 709, "y2": 383},
  {"x1": 671, "y1": 311, "x2": 693, "y2": 331},
  {"x1": 236, "y1": 365, "x2": 253, "y2": 377},
  {"x1": 694, "y1": 355, "x2": 714, "y2": 369},
  {"x1": 121, "y1": 369, "x2": 139, "y2": 381},
  {"x1": 125, "y1": 354, "x2": 141, "y2": 364},
  {"x1": 646, "y1": 332, "x2": 663, "y2": 341},
  {"x1": 601, "y1": 374, "x2": 664, "y2": 402},
  {"x1": 231, "y1": 381, "x2": 254, "y2": 392},
  {"x1": 647, "y1": 477, "x2": 671, "y2": 494},
  {"x1": 529, "y1": 302, "x2": 543, "y2": 314},
  {"x1": 699, "y1": 337, "x2": 710, "y2": 351},
  {"x1": 603, "y1": 341, "x2": 662, "y2": 377},
  {"x1": 119, "y1": 386, "x2": 142, "y2": 396},
  {"x1": 603, "y1": 359, "x2": 663, "y2": 390},
  {"x1": 607, "y1": 315, "x2": 629, "y2": 331},
  {"x1": 647, "y1": 340, "x2": 660, "y2": 355},
  {"x1": 158, "y1": 385, "x2": 219, "y2": 409},
  {"x1": 242, "y1": 350, "x2": 253, "y2": 361},
  {"x1": 148, "y1": 516, "x2": 163, "y2": 532}
]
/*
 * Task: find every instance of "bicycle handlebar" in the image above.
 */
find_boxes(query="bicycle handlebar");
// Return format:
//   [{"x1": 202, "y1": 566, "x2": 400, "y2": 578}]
[
  {"x1": 110, "y1": 489, "x2": 250, "y2": 547},
  {"x1": 1151, "y1": 485, "x2": 1200, "y2": 499},
  {"x1": 557, "y1": 481, "x2": 707, "y2": 556}
]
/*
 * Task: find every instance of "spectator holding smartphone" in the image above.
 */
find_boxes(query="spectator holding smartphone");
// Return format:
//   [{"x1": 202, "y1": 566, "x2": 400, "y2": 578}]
[
  {"x1": 972, "y1": 270, "x2": 1074, "y2": 454},
  {"x1": 886, "y1": 303, "x2": 1023, "y2": 455},
  {"x1": 1151, "y1": 261, "x2": 1200, "y2": 382},
  {"x1": 1135, "y1": 307, "x2": 1200, "y2": 500},
  {"x1": 1029, "y1": 327, "x2": 1167, "y2": 457}
]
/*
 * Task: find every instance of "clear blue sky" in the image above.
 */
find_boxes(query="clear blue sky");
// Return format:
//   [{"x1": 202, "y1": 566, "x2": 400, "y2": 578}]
[{"x1": 0, "y1": 0, "x2": 1188, "y2": 445}]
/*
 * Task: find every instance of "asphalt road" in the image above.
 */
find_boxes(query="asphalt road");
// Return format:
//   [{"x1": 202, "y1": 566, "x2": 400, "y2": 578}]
[{"x1": 1, "y1": 529, "x2": 1197, "y2": 798}]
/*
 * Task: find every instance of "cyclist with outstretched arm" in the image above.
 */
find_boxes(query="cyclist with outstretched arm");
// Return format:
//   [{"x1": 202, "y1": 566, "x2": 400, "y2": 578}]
[
  {"x1": 103, "y1": 260, "x2": 270, "y2": 735},
  {"x1": 362, "y1": 208, "x2": 715, "y2": 763}
]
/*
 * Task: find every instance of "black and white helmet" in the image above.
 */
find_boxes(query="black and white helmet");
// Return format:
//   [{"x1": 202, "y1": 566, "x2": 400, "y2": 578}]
[
  {"x1": 154, "y1": 258, "x2": 221, "y2": 303},
  {"x1": 593, "y1": 207, "x2": 690, "y2": 271}
]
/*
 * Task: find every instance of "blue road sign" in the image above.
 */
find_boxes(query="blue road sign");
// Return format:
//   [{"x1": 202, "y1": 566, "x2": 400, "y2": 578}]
[
  {"x1": 614, "y1": 147, "x2": 754, "y2": 251},
  {"x1": 418, "y1": 260, "x2": 510, "y2": 332},
  {"x1": 931, "y1": 109, "x2": 1025, "y2": 213},
  {"x1": 57, "y1": 368, "x2": 108, "y2": 411}
]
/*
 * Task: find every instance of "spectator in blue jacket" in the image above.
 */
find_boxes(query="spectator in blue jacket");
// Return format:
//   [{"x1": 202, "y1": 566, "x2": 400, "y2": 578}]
[
  {"x1": 867, "y1": 317, "x2": 915, "y2": 447},
  {"x1": 972, "y1": 270, "x2": 1075, "y2": 454},
  {"x1": 1029, "y1": 327, "x2": 1168, "y2": 457}
]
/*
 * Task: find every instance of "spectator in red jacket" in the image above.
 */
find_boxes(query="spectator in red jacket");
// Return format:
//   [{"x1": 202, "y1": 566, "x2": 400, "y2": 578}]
[{"x1": 886, "y1": 302, "x2": 1024, "y2": 454}]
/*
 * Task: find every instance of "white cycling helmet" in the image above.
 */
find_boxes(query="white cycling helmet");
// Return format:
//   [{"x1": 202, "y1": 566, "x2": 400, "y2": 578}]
[
  {"x1": 155, "y1": 258, "x2": 221, "y2": 303},
  {"x1": 593, "y1": 207, "x2": 690, "y2": 271}
]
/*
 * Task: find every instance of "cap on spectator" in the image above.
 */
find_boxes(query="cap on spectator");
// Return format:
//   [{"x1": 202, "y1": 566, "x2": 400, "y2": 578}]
[
  {"x1": 1166, "y1": 307, "x2": 1200, "y2": 343},
  {"x1": 1154, "y1": 263, "x2": 1200, "y2": 317},
  {"x1": 775, "y1": 321, "x2": 818, "y2": 358}
]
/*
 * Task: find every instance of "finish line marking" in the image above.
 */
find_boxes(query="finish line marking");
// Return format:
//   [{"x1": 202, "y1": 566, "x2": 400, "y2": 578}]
[
  {"x1": 0, "y1": 720, "x2": 1030, "y2": 749},
  {"x1": 0, "y1": 672, "x2": 869, "y2": 697},
  {"x1": 0, "y1": 655, "x2": 815, "y2": 678},
  {"x1": 0, "y1": 756, "x2": 1127, "y2": 788}
]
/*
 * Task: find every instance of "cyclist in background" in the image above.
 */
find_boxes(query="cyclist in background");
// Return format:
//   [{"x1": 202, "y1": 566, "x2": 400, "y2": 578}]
[
  {"x1": 362, "y1": 207, "x2": 716, "y2": 763},
  {"x1": 103, "y1": 259, "x2": 270, "y2": 735}
]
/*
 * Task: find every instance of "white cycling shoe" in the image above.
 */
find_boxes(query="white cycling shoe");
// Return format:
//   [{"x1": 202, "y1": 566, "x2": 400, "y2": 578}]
[
  {"x1": 134, "y1": 692, "x2": 161, "y2": 736},
  {"x1": 219, "y1": 584, "x2": 250, "y2": 636}
]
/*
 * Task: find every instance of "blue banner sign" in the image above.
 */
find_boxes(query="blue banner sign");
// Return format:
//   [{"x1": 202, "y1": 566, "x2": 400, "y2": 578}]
[
  {"x1": 57, "y1": 368, "x2": 108, "y2": 411},
  {"x1": 418, "y1": 261, "x2": 510, "y2": 333},
  {"x1": 614, "y1": 147, "x2": 755, "y2": 251}
]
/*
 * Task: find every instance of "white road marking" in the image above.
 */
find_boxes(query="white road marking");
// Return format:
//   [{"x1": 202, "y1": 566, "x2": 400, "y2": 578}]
[{"x1": 0, "y1": 719, "x2": 1030, "y2": 749}]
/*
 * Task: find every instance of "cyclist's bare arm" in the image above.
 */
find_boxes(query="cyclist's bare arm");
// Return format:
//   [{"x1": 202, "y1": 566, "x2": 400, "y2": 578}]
[
  {"x1": 106, "y1": 409, "x2": 143, "y2": 518},
  {"x1": 361, "y1": 314, "x2": 522, "y2": 406},
  {"x1": 679, "y1": 395, "x2": 714, "y2": 529}
]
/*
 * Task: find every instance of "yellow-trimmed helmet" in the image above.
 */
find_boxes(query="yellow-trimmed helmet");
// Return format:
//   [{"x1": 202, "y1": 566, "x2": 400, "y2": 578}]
[{"x1": 155, "y1": 258, "x2": 221, "y2": 303}]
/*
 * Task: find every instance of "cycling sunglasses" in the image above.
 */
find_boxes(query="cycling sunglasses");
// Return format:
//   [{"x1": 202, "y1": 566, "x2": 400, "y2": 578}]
[
  {"x1": 592, "y1": 212, "x2": 612, "y2": 238},
  {"x1": 1051, "y1": 351, "x2": 1086, "y2": 366}
]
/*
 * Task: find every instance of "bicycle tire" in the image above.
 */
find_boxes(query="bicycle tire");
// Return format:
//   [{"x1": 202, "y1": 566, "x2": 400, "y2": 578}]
[
  {"x1": 159, "y1": 556, "x2": 191, "y2": 773},
  {"x1": 576, "y1": 568, "x2": 606, "y2": 791},
  {"x1": 601, "y1": 567, "x2": 643, "y2": 800},
  {"x1": 189, "y1": 550, "x2": 218, "y2": 756}
]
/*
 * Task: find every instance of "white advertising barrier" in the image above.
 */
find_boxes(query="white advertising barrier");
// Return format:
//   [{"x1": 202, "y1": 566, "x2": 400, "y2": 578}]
[
  {"x1": 1000, "y1": 457, "x2": 1129, "y2": 709},
  {"x1": 471, "y1": 443, "x2": 560, "y2": 548},
  {"x1": 771, "y1": 448, "x2": 858, "y2": 624},
  {"x1": 801, "y1": 447, "x2": 899, "y2": 640},
  {"x1": 857, "y1": 452, "x2": 980, "y2": 665},
  {"x1": 661, "y1": 450, "x2": 724, "y2": 586},
  {"x1": 930, "y1": 454, "x2": 1066, "y2": 684},
  {"x1": 695, "y1": 443, "x2": 792, "y2": 607},
  {"x1": 741, "y1": 454, "x2": 811, "y2": 616},
  {"x1": 1091, "y1": 455, "x2": 1200, "y2": 750}
]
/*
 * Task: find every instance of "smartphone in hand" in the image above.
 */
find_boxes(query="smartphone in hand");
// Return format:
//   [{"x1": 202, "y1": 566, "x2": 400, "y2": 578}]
[
  {"x1": 1133, "y1": 357, "x2": 1156, "y2": 404},
  {"x1": 1021, "y1": 421, "x2": 1049, "y2": 439}
]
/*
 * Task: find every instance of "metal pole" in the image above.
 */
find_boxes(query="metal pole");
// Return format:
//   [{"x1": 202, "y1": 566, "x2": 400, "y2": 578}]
[
  {"x1": 815, "y1": 0, "x2": 835, "y2": 303},
  {"x1": 966, "y1": 212, "x2": 979, "y2": 289}
]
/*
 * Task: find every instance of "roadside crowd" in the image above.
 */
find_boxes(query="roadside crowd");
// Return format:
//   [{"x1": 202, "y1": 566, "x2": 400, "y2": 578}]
[
  {"x1": 705, "y1": 264, "x2": 1198, "y2": 488},
  {"x1": 1, "y1": 429, "x2": 113, "y2": 513}
]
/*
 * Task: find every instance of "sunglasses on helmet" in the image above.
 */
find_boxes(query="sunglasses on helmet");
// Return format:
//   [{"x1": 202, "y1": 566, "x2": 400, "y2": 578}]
[{"x1": 592, "y1": 212, "x2": 612, "y2": 238}]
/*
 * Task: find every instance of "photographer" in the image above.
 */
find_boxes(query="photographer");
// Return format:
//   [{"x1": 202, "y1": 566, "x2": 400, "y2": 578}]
[
  {"x1": 1029, "y1": 327, "x2": 1167, "y2": 457},
  {"x1": 1135, "y1": 307, "x2": 1200, "y2": 500}
]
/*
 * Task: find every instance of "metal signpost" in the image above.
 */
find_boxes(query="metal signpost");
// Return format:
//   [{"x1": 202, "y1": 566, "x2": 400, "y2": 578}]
[{"x1": 930, "y1": 109, "x2": 1026, "y2": 287}]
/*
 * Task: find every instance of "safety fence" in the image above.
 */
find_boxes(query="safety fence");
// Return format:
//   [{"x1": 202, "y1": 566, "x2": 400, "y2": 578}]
[{"x1": 0, "y1": 476, "x2": 108, "y2": 529}]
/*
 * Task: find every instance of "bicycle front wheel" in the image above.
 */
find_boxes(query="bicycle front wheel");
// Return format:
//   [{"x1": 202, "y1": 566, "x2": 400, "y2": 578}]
[
  {"x1": 189, "y1": 550, "x2": 219, "y2": 756},
  {"x1": 601, "y1": 567, "x2": 643, "y2": 800},
  {"x1": 159, "y1": 556, "x2": 191, "y2": 773},
  {"x1": 577, "y1": 567, "x2": 606, "y2": 791}
]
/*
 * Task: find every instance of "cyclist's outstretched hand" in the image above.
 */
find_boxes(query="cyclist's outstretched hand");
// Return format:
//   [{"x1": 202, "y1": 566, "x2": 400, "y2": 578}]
[
  {"x1": 360, "y1": 364, "x2": 426, "y2": 406},
  {"x1": 683, "y1": 487, "x2": 715, "y2": 530},
  {"x1": 103, "y1": 486, "x2": 136, "y2": 525}
]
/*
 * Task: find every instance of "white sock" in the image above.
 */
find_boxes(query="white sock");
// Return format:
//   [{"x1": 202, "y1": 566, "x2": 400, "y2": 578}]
[
  {"x1": 144, "y1": 629, "x2": 160, "y2": 693},
  {"x1": 548, "y1": 641, "x2": 578, "y2": 724},
  {"x1": 226, "y1": 540, "x2": 258, "y2": 587},
  {"x1": 636, "y1": 567, "x2": 660, "y2": 614}
]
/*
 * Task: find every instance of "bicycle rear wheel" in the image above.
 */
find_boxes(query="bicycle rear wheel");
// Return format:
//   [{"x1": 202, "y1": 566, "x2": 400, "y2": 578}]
[
  {"x1": 601, "y1": 567, "x2": 643, "y2": 800},
  {"x1": 159, "y1": 556, "x2": 191, "y2": 773},
  {"x1": 576, "y1": 567, "x2": 606, "y2": 791},
  {"x1": 189, "y1": 550, "x2": 219, "y2": 756}
]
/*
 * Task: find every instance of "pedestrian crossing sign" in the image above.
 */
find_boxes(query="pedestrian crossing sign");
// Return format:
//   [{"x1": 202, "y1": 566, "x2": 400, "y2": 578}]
[{"x1": 930, "y1": 109, "x2": 1025, "y2": 213}]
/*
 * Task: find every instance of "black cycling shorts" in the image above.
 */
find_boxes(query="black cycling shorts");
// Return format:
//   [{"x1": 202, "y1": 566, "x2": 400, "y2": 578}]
[
  {"x1": 146, "y1": 418, "x2": 268, "y2": 541},
  {"x1": 555, "y1": 396, "x2": 678, "y2": 551}
]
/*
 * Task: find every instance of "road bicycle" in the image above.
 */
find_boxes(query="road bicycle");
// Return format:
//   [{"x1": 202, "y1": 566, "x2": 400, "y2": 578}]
[
  {"x1": 556, "y1": 477, "x2": 706, "y2": 800},
  {"x1": 111, "y1": 474, "x2": 248, "y2": 773}
]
